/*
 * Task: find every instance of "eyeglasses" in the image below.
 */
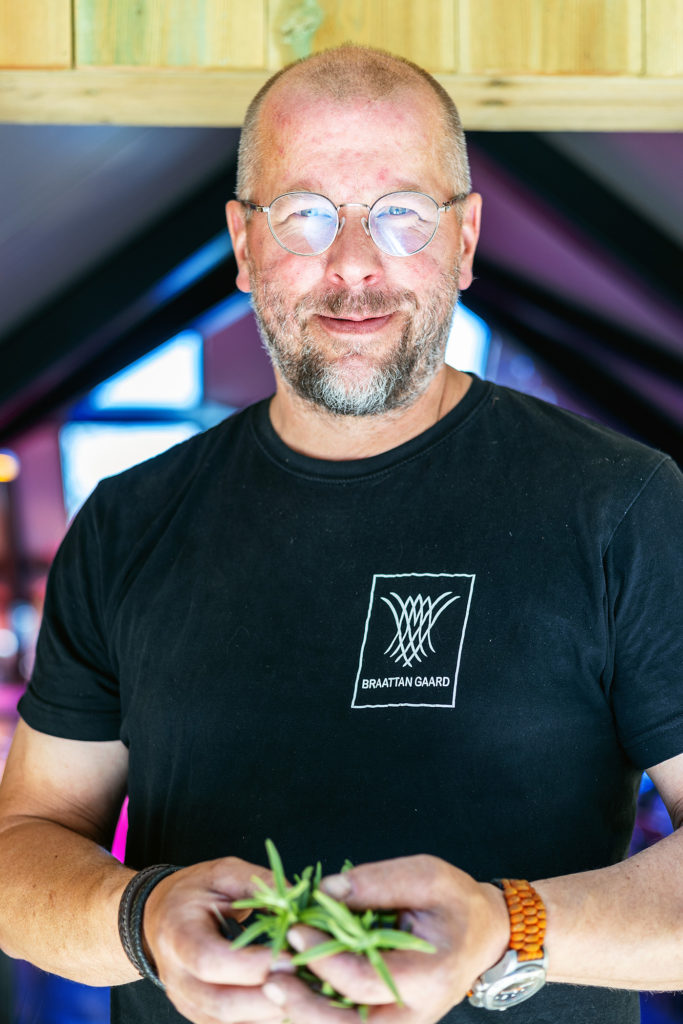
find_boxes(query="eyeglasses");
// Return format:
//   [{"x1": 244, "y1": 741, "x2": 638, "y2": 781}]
[{"x1": 239, "y1": 190, "x2": 468, "y2": 258}]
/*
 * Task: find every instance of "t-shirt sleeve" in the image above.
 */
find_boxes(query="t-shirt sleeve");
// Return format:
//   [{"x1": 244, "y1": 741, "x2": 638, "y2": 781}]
[
  {"x1": 605, "y1": 456, "x2": 683, "y2": 769},
  {"x1": 18, "y1": 484, "x2": 121, "y2": 741}
]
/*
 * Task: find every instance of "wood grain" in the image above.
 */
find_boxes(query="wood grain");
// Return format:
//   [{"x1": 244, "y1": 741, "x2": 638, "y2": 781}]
[
  {"x1": 459, "y1": 0, "x2": 642, "y2": 75},
  {"x1": 645, "y1": 0, "x2": 683, "y2": 75},
  {"x1": 75, "y1": 0, "x2": 265, "y2": 69},
  {"x1": 1, "y1": 69, "x2": 681, "y2": 130},
  {"x1": 0, "y1": 0, "x2": 72, "y2": 69},
  {"x1": 268, "y1": 0, "x2": 457, "y2": 70}
]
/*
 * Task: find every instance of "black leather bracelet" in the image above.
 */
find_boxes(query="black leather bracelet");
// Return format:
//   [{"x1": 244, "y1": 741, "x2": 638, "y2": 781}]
[{"x1": 118, "y1": 864, "x2": 179, "y2": 990}]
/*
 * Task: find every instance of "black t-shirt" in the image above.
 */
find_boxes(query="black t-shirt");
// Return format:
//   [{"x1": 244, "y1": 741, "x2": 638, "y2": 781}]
[{"x1": 20, "y1": 376, "x2": 683, "y2": 1023}]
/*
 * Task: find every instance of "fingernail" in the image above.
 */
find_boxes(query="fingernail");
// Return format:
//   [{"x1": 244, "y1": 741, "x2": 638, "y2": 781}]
[
  {"x1": 286, "y1": 928, "x2": 305, "y2": 952},
  {"x1": 263, "y1": 981, "x2": 286, "y2": 1006},
  {"x1": 320, "y1": 873, "x2": 352, "y2": 900},
  {"x1": 271, "y1": 957, "x2": 295, "y2": 974}
]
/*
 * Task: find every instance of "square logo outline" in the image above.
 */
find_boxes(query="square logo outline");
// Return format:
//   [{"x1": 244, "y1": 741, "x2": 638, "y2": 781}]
[{"x1": 351, "y1": 571, "x2": 476, "y2": 709}]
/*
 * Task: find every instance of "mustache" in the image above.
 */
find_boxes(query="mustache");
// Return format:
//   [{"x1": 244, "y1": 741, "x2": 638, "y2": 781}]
[{"x1": 296, "y1": 288, "x2": 418, "y2": 319}]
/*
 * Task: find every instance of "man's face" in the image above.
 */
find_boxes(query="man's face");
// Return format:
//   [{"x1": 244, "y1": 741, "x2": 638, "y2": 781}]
[{"x1": 227, "y1": 82, "x2": 480, "y2": 416}]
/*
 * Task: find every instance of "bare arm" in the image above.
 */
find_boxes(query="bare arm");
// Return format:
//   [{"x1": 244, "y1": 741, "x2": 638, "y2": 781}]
[
  {"x1": 535, "y1": 750, "x2": 683, "y2": 990},
  {"x1": 0, "y1": 719, "x2": 136, "y2": 985},
  {"x1": 0, "y1": 721, "x2": 290, "y2": 1023}
]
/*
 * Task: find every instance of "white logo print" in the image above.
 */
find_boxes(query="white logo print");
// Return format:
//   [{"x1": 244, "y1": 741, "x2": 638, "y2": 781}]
[
  {"x1": 352, "y1": 572, "x2": 475, "y2": 710},
  {"x1": 381, "y1": 591, "x2": 461, "y2": 668}
]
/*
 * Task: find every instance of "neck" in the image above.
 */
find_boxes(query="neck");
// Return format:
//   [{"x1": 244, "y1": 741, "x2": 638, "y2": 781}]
[{"x1": 268, "y1": 365, "x2": 472, "y2": 460}]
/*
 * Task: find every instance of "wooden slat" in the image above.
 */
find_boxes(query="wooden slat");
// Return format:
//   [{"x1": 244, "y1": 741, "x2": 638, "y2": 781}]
[
  {"x1": 75, "y1": 0, "x2": 265, "y2": 69},
  {"x1": 1, "y1": 70, "x2": 682, "y2": 130},
  {"x1": 459, "y1": 0, "x2": 642, "y2": 75},
  {"x1": 645, "y1": 0, "x2": 683, "y2": 75},
  {"x1": 268, "y1": 0, "x2": 456, "y2": 71},
  {"x1": 0, "y1": 0, "x2": 72, "y2": 69}
]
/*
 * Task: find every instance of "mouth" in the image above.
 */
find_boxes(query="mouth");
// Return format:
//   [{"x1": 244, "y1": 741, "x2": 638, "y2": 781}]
[{"x1": 314, "y1": 313, "x2": 395, "y2": 335}]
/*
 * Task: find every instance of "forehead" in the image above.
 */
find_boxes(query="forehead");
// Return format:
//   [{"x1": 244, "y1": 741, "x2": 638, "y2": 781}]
[{"x1": 256, "y1": 82, "x2": 448, "y2": 199}]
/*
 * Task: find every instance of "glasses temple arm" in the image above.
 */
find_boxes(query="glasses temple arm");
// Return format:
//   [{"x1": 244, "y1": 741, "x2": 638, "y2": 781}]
[
  {"x1": 239, "y1": 200, "x2": 269, "y2": 213},
  {"x1": 440, "y1": 192, "x2": 470, "y2": 212}
]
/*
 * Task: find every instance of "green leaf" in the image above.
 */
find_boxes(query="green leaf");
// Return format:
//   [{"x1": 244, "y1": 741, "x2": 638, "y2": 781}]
[
  {"x1": 361, "y1": 909, "x2": 376, "y2": 929},
  {"x1": 367, "y1": 947, "x2": 402, "y2": 1004},
  {"x1": 298, "y1": 906, "x2": 333, "y2": 930},
  {"x1": 313, "y1": 890, "x2": 365, "y2": 937},
  {"x1": 369, "y1": 929, "x2": 437, "y2": 953},
  {"x1": 265, "y1": 838, "x2": 288, "y2": 898},
  {"x1": 229, "y1": 918, "x2": 274, "y2": 950},
  {"x1": 271, "y1": 912, "x2": 290, "y2": 957},
  {"x1": 286, "y1": 877, "x2": 311, "y2": 904},
  {"x1": 291, "y1": 939, "x2": 349, "y2": 964}
]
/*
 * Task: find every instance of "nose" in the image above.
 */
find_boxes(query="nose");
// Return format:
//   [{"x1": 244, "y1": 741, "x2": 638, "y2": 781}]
[{"x1": 323, "y1": 207, "x2": 384, "y2": 289}]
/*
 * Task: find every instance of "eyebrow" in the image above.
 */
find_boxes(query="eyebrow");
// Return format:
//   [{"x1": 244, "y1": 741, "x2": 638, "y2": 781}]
[{"x1": 278, "y1": 180, "x2": 430, "y2": 198}]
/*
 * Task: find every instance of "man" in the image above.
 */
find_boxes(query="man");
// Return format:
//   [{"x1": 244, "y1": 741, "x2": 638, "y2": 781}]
[{"x1": 0, "y1": 44, "x2": 682, "y2": 1024}]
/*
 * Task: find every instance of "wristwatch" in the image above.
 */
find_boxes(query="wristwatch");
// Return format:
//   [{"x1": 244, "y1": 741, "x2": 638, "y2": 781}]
[{"x1": 468, "y1": 879, "x2": 548, "y2": 1011}]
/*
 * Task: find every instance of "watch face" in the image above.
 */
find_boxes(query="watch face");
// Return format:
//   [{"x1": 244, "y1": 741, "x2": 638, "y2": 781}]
[{"x1": 487, "y1": 965, "x2": 547, "y2": 1010}]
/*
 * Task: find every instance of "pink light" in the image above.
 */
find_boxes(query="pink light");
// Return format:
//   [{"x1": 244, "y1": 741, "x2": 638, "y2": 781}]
[{"x1": 111, "y1": 796, "x2": 128, "y2": 863}]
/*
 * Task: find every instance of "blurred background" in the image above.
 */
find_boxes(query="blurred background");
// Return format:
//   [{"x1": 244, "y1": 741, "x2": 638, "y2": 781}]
[{"x1": 0, "y1": 1, "x2": 682, "y2": 1021}]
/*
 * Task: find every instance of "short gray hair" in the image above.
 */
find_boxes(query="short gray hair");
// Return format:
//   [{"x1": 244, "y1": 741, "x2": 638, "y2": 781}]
[{"x1": 236, "y1": 44, "x2": 471, "y2": 201}]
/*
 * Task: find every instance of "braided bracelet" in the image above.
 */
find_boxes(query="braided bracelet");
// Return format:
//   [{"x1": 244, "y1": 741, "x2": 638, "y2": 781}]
[
  {"x1": 118, "y1": 864, "x2": 179, "y2": 990},
  {"x1": 495, "y1": 878, "x2": 547, "y2": 961}
]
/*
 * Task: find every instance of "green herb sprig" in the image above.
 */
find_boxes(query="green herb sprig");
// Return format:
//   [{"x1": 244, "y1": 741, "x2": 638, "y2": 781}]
[{"x1": 225, "y1": 840, "x2": 435, "y2": 1014}]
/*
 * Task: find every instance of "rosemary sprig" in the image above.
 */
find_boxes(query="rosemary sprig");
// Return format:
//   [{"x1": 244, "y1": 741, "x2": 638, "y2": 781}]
[{"x1": 226, "y1": 840, "x2": 436, "y2": 1010}]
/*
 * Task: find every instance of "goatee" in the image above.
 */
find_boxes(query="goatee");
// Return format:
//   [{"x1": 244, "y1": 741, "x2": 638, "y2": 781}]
[{"x1": 248, "y1": 266, "x2": 460, "y2": 416}]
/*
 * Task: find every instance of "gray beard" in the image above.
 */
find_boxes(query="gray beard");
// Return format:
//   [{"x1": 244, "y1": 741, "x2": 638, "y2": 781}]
[{"x1": 248, "y1": 267, "x2": 460, "y2": 417}]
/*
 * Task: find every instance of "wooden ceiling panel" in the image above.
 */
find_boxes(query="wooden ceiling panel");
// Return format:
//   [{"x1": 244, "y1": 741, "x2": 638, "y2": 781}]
[
  {"x1": 459, "y1": 0, "x2": 642, "y2": 75},
  {"x1": 0, "y1": 0, "x2": 71, "y2": 69},
  {"x1": 301, "y1": 0, "x2": 456, "y2": 71},
  {"x1": 645, "y1": 0, "x2": 683, "y2": 75},
  {"x1": 75, "y1": 0, "x2": 265, "y2": 69}
]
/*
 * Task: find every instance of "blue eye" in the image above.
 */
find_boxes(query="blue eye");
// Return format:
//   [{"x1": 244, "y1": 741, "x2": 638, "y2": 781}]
[
  {"x1": 386, "y1": 206, "x2": 410, "y2": 216},
  {"x1": 296, "y1": 207, "x2": 330, "y2": 218}
]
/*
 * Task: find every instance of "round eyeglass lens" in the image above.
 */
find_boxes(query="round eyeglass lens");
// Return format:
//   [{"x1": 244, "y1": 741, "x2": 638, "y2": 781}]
[
  {"x1": 268, "y1": 193, "x2": 338, "y2": 255},
  {"x1": 369, "y1": 192, "x2": 440, "y2": 256}
]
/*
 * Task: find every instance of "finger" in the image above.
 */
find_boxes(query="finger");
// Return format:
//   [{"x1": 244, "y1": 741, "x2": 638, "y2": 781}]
[
  {"x1": 263, "y1": 973, "x2": 362, "y2": 1024},
  {"x1": 286, "y1": 926, "x2": 408, "y2": 1006},
  {"x1": 264, "y1": 974, "x2": 419, "y2": 1024},
  {"x1": 160, "y1": 915, "x2": 287, "y2": 986},
  {"x1": 319, "y1": 856, "x2": 448, "y2": 912},
  {"x1": 203, "y1": 856, "x2": 278, "y2": 901},
  {"x1": 166, "y1": 974, "x2": 285, "y2": 1024}
]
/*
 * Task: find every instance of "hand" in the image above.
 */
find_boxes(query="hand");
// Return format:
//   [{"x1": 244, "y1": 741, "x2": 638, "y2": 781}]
[
  {"x1": 262, "y1": 854, "x2": 509, "y2": 1024},
  {"x1": 142, "y1": 857, "x2": 294, "y2": 1024}
]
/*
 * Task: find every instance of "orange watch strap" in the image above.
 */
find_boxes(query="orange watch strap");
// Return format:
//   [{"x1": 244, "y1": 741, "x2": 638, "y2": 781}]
[{"x1": 498, "y1": 878, "x2": 547, "y2": 962}]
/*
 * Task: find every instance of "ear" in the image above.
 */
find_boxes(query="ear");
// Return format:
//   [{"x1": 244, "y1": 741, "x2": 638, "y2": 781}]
[
  {"x1": 456, "y1": 192, "x2": 482, "y2": 292},
  {"x1": 226, "y1": 200, "x2": 252, "y2": 294}
]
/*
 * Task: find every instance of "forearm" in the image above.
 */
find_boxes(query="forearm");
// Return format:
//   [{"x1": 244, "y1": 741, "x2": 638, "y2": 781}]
[
  {"x1": 535, "y1": 826, "x2": 683, "y2": 990},
  {"x1": 0, "y1": 815, "x2": 137, "y2": 986}
]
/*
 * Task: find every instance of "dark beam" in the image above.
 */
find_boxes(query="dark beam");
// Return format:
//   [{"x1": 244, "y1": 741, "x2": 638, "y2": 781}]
[
  {"x1": 0, "y1": 160, "x2": 238, "y2": 443},
  {"x1": 470, "y1": 133, "x2": 683, "y2": 317},
  {"x1": 469, "y1": 259, "x2": 682, "y2": 463}
]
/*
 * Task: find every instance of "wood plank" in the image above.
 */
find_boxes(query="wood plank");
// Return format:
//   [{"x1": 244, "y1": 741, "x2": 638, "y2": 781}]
[
  {"x1": 268, "y1": 0, "x2": 456, "y2": 71},
  {"x1": 645, "y1": 0, "x2": 683, "y2": 75},
  {"x1": 0, "y1": 0, "x2": 72, "y2": 69},
  {"x1": 459, "y1": 0, "x2": 642, "y2": 75},
  {"x1": 75, "y1": 0, "x2": 265, "y2": 69},
  {"x1": 1, "y1": 70, "x2": 682, "y2": 130}
]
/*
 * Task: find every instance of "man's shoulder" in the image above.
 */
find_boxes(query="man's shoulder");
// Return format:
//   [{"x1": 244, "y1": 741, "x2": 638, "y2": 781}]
[
  {"x1": 486, "y1": 381, "x2": 671, "y2": 477},
  {"x1": 84, "y1": 402, "x2": 262, "y2": 534},
  {"x1": 101, "y1": 403, "x2": 256, "y2": 493}
]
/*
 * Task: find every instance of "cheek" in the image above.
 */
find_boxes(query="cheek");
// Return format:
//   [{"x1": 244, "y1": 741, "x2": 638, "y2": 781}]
[{"x1": 390, "y1": 250, "x2": 452, "y2": 294}]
